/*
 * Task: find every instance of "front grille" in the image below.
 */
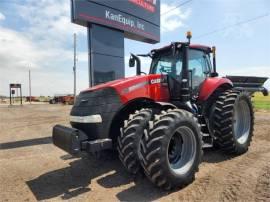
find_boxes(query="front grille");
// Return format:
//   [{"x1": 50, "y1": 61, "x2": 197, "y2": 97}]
[{"x1": 70, "y1": 88, "x2": 122, "y2": 140}]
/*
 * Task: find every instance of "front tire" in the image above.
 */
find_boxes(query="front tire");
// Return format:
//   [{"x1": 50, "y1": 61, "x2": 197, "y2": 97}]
[
  {"x1": 117, "y1": 108, "x2": 153, "y2": 174},
  {"x1": 212, "y1": 89, "x2": 254, "y2": 154},
  {"x1": 139, "y1": 109, "x2": 203, "y2": 190}
]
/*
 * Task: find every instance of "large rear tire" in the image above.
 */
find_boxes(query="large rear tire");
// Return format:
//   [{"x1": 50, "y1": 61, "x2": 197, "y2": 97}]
[
  {"x1": 139, "y1": 109, "x2": 203, "y2": 190},
  {"x1": 212, "y1": 89, "x2": 254, "y2": 154},
  {"x1": 117, "y1": 108, "x2": 153, "y2": 174}
]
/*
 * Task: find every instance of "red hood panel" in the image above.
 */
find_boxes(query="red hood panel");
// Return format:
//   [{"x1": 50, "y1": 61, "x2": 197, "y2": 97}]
[
  {"x1": 81, "y1": 75, "x2": 148, "y2": 92},
  {"x1": 81, "y1": 74, "x2": 170, "y2": 103}
]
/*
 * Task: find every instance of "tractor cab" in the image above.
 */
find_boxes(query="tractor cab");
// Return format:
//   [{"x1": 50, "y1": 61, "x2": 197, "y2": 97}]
[
  {"x1": 130, "y1": 32, "x2": 218, "y2": 103},
  {"x1": 150, "y1": 43, "x2": 213, "y2": 99}
]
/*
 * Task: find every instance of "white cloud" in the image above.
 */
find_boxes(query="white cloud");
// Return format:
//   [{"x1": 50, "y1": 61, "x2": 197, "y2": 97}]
[
  {"x1": 161, "y1": 3, "x2": 191, "y2": 33},
  {"x1": 0, "y1": 25, "x2": 82, "y2": 71},
  {"x1": 0, "y1": 27, "x2": 43, "y2": 70},
  {"x1": 17, "y1": 0, "x2": 86, "y2": 47},
  {"x1": 0, "y1": 12, "x2": 5, "y2": 21},
  {"x1": 0, "y1": 0, "x2": 88, "y2": 96}
]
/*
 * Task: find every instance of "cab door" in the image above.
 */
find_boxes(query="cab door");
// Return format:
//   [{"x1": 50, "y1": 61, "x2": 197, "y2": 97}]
[{"x1": 188, "y1": 49, "x2": 211, "y2": 95}]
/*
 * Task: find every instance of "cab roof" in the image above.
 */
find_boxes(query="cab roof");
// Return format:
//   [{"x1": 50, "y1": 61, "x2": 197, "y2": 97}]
[
  {"x1": 151, "y1": 43, "x2": 212, "y2": 54},
  {"x1": 190, "y1": 44, "x2": 212, "y2": 52}
]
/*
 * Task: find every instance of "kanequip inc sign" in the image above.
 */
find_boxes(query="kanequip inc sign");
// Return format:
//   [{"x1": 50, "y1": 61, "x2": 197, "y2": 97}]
[{"x1": 71, "y1": 0, "x2": 160, "y2": 43}]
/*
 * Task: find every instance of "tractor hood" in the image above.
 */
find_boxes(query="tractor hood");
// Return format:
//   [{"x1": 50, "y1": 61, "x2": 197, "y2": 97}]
[
  {"x1": 82, "y1": 74, "x2": 162, "y2": 93},
  {"x1": 82, "y1": 75, "x2": 147, "y2": 92},
  {"x1": 81, "y1": 74, "x2": 169, "y2": 103}
]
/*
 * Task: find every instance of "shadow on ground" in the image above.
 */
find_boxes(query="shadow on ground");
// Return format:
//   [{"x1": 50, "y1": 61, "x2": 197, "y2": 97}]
[
  {"x1": 26, "y1": 148, "x2": 232, "y2": 201},
  {"x1": 0, "y1": 137, "x2": 51, "y2": 150},
  {"x1": 26, "y1": 151, "x2": 170, "y2": 201},
  {"x1": 202, "y1": 148, "x2": 232, "y2": 163},
  {"x1": 26, "y1": 152, "x2": 115, "y2": 200}
]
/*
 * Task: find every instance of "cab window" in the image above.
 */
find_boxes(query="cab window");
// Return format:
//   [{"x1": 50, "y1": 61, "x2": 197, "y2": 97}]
[
  {"x1": 189, "y1": 49, "x2": 210, "y2": 89},
  {"x1": 151, "y1": 52, "x2": 182, "y2": 77}
]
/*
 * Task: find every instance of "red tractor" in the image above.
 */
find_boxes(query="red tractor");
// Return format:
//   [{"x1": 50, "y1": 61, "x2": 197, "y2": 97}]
[{"x1": 53, "y1": 32, "x2": 268, "y2": 190}]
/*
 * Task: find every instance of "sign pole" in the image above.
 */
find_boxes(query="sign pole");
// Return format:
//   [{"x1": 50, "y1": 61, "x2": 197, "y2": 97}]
[
  {"x1": 73, "y1": 33, "x2": 77, "y2": 97},
  {"x1": 9, "y1": 86, "x2": 12, "y2": 106},
  {"x1": 87, "y1": 26, "x2": 94, "y2": 87},
  {"x1": 29, "y1": 70, "x2": 31, "y2": 104},
  {"x1": 20, "y1": 86, "x2": 22, "y2": 105}
]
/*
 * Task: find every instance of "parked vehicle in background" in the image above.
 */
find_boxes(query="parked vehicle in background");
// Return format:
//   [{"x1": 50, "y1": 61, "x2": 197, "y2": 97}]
[
  {"x1": 49, "y1": 94, "x2": 74, "y2": 105},
  {"x1": 26, "y1": 96, "x2": 39, "y2": 102}
]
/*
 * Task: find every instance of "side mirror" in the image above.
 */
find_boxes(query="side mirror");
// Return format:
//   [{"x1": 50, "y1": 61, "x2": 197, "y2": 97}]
[
  {"x1": 129, "y1": 56, "x2": 135, "y2": 68},
  {"x1": 129, "y1": 53, "x2": 141, "y2": 75}
]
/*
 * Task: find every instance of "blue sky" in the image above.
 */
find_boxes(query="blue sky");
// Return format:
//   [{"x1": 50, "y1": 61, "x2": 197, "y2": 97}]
[{"x1": 0, "y1": 0, "x2": 269, "y2": 96}]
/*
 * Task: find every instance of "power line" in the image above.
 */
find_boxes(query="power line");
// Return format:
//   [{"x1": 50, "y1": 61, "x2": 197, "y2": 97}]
[
  {"x1": 195, "y1": 13, "x2": 270, "y2": 39},
  {"x1": 161, "y1": 0, "x2": 193, "y2": 16}
]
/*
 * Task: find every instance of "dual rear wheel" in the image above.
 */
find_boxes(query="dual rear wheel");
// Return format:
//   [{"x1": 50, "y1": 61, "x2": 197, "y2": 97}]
[
  {"x1": 118, "y1": 108, "x2": 202, "y2": 190},
  {"x1": 139, "y1": 109, "x2": 202, "y2": 190}
]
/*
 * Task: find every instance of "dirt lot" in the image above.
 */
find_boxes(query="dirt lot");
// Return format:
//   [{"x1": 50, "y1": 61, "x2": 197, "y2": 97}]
[{"x1": 0, "y1": 104, "x2": 269, "y2": 202}]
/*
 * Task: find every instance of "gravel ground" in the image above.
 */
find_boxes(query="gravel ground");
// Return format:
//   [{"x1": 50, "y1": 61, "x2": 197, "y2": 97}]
[{"x1": 0, "y1": 104, "x2": 269, "y2": 202}]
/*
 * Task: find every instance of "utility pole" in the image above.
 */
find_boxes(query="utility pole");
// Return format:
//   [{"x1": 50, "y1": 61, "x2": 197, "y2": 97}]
[
  {"x1": 29, "y1": 70, "x2": 31, "y2": 104},
  {"x1": 73, "y1": 33, "x2": 77, "y2": 99}
]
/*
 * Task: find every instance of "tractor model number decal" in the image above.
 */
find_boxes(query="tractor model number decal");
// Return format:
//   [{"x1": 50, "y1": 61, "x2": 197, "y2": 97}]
[{"x1": 150, "y1": 78, "x2": 161, "y2": 84}]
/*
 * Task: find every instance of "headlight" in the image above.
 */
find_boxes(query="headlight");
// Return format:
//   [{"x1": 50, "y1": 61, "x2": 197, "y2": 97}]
[{"x1": 70, "y1": 115, "x2": 102, "y2": 123}]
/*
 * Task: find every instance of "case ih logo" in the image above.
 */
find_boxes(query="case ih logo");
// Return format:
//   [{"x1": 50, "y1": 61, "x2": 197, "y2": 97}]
[{"x1": 129, "y1": 0, "x2": 157, "y2": 13}]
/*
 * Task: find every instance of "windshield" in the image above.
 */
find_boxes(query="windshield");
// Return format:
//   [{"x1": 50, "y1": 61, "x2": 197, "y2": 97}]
[
  {"x1": 150, "y1": 49, "x2": 212, "y2": 77},
  {"x1": 150, "y1": 51, "x2": 183, "y2": 77}
]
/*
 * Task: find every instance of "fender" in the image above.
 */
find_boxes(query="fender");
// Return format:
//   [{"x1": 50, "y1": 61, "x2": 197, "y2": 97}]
[
  {"x1": 198, "y1": 77, "x2": 233, "y2": 101},
  {"x1": 154, "y1": 102, "x2": 177, "y2": 109}
]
